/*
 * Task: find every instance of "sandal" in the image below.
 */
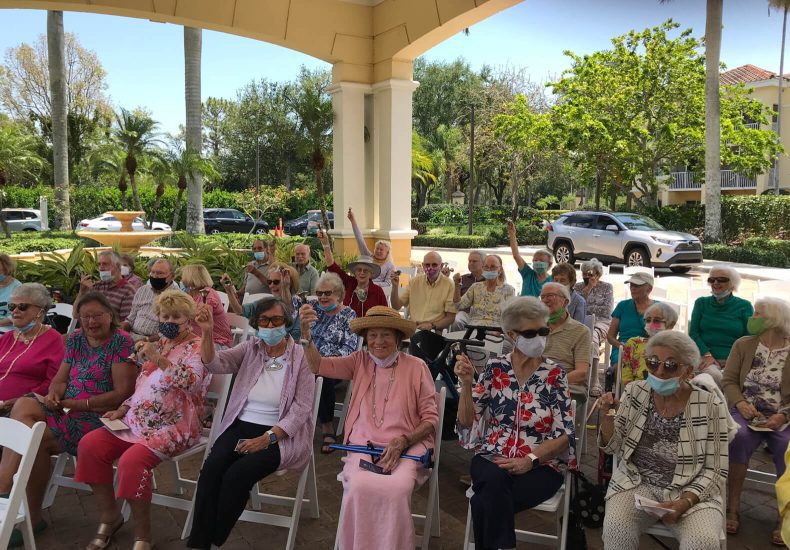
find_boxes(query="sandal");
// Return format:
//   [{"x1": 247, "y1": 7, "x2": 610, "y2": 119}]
[
  {"x1": 320, "y1": 433, "x2": 337, "y2": 454},
  {"x1": 773, "y1": 524, "x2": 785, "y2": 546},
  {"x1": 726, "y1": 511, "x2": 739, "y2": 535},
  {"x1": 132, "y1": 539, "x2": 153, "y2": 550},
  {"x1": 86, "y1": 515, "x2": 123, "y2": 550}
]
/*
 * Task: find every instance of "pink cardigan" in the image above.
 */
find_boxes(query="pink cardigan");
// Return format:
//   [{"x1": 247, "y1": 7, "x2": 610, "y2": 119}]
[
  {"x1": 318, "y1": 350, "x2": 439, "y2": 447},
  {"x1": 0, "y1": 327, "x2": 65, "y2": 401},
  {"x1": 204, "y1": 337, "x2": 316, "y2": 472}
]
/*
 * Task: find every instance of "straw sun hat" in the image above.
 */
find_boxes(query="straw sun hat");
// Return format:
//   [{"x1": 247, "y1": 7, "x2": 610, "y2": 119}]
[
  {"x1": 346, "y1": 255, "x2": 382, "y2": 279},
  {"x1": 349, "y1": 306, "x2": 417, "y2": 338}
]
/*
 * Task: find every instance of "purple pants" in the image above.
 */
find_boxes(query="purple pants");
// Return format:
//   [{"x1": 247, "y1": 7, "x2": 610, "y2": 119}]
[{"x1": 729, "y1": 408, "x2": 790, "y2": 476}]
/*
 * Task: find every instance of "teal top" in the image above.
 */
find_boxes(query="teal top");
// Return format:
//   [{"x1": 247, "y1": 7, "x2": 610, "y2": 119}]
[
  {"x1": 689, "y1": 294, "x2": 753, "y2": 360},
  {"x1": 0, "y1": 279, "x2": 21, "y2": 320},
  {"x1": 610, "y1": 298, "x2": 656, "y2": 365},
  {"x1": 518, "y1": 264, "x2": 552, "y2": 297}
]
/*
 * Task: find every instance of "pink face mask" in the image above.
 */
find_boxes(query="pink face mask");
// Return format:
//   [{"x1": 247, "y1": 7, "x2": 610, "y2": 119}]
[
  {"x1": 425, "y1": 267, "x2": 439, "y2": 279},
  {"x1": 647, "y1": 322, "x2": 664, "y2": 332}
]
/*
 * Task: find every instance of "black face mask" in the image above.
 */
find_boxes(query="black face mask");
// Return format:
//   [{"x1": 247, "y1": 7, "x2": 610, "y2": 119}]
[
  {"x1": 149, "y1": 277, "x2": 169, "y2": 291},
  {"x1": 582, "y1": 277, "x2": 591, "y2": 286}
]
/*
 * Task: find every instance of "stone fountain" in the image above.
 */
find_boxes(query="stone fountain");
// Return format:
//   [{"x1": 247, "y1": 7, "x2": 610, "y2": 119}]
[{"x1": 76, "y1": 211, "x2": 171, "y2": 252}]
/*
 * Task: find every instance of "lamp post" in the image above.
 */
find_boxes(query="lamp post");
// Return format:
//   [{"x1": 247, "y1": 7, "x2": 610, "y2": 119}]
[
  {"x1": 468, "y1": 103, "x2": 475, "y2": 235},
  {"x1": 255, "y1": 136, "x2": 261, "y2": 197}
]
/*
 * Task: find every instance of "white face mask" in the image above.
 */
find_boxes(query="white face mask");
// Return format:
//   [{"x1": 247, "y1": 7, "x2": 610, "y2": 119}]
[
  {"x1": 368, "y1": 350, "x2": 399, "y2": 368},
  {"x1": 515, "y1": 335, "x2": 547, "y2": 358},
  {"x1": 99, "y1": 270, "x2": 113, "y2": 282},
  {"x1": 121, "y1": 266, "x2": 131, "y2": 277}
]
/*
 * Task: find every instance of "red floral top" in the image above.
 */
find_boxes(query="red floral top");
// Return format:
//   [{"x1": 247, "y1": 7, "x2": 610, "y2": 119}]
[{"x1": 457, "y1": 355, "x2": 577, "y2": 471}]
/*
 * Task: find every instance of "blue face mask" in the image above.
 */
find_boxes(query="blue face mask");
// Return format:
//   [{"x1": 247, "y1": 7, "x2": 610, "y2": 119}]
[
  {"x1": 0, "y1": 274, "x2": 6, "y2": 283},
  {"x1": 316, "y1": 302, "x2": 338, "y2": 313},
  {"x1": 533, "y1": 261, "x2": 548, "y2": 274},
  {"x1": 257, "y1": 326, "x2": 288, "y2": 346},
  {"x1": 179, "y1": 282, "x2": 190, "y2": 293},
  {"x1": 647, "y1": 373, "x2": 681, "y2": 396},
  {"x1": 17, "y1": 320, "x2": 37, "y2": 333},
  {"x1": 254, "y1": 251, "x2": 266, "y2": 262},
  {"x1": 482, "y1": 270, "x2": 499, "y2": 280},
  {"x1": 712, "y1": 290, "x2": 731, "y2": 300},
  {"x1": 159, "y1": 321, "x2": 182, "y2": 340}
]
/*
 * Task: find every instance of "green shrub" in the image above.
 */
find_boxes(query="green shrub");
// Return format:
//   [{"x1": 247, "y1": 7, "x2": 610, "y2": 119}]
[
  {"x1": 703, "y1": 244, "x2": 788, "y2": 267},
  {"x1": 412, "y1": 234, "x2": 497, "y2": 248}
]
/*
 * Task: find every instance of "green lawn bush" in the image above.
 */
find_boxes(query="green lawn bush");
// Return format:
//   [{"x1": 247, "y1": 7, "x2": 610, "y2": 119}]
[
  {"x1": 703, "y1": 244, "x2": 788, "y2": 268},
  {"x1": 413, "y1": 234, "x2": 497, "y2": 248}
]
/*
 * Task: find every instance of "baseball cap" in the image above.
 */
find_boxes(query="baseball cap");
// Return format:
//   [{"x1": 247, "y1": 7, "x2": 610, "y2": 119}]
[{"x1": 625, "y1": 272, "x2": 654, "y2": 286}]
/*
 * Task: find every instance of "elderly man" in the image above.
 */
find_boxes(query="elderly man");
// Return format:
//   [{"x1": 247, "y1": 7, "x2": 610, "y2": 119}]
[
  {"x1": 507, "y1": 221, "x2": 553, "y2": 297},
  {"x1": 293, "y1": 243, "x2": 318, "y2": 294},
  {"x1": 121, "y1": 258, "x2": 180, "y2": 341},
  {"x1": 238, "y1": 239, "x2": 273, "y2": 296},
  {"x1": 541, "y1": 282, "x2": 591, "y2": 398},
  {"x1": 75, "y1": 250, "x2": 137, "y2": 320}
]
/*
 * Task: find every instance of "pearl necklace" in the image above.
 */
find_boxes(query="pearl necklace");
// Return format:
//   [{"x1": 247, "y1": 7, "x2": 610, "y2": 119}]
[
  {"x1": 370, "y1": 358, "x2": 398, "y2": 427},
  {"x1": 0, "y1": 325, "x2": 45, "y2": 384}
]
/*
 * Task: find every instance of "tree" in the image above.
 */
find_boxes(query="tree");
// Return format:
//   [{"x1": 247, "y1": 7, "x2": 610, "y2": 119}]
[
  {"x1": 87, "y1": 137, "x2": 129, "y2": 209},
  {"x1": 202, "y1": 97, "x2": 234, "y2": 159},
  {"x1": 0, "y1": 121, "x2": 46, "y2": 236},
  {"x1": 769, "y1": 0, "x2": 790, "y2": 194},
  {"x1": 289, "y1": 67, "x2": 333, "y2": 232},
  {"x1": 234, "y1": 185, "x2": 290, "y2": 235},
  {"x1": 113, "y1": 107, "x2": 161, "y2": 212},
  {"x1": 703, "y1": 0, "x2": 723, "y2": 241},
  {"x1": 184, "y1": 27, "x2": 204, "y2": 234},
  {"x1": 167, "y1": 142, "x2": 219, "y2": 231},
  {"x1": 47, "y1": 11, "x2": 71, "y2": 230},
  {"x1": 411, "y1": 131, "x2": 438, "y2": 210}
]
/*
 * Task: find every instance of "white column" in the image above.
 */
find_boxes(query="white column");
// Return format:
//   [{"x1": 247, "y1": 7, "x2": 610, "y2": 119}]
[
  {"x1": 328, "y1": 82, "x2": 370, "y2": 236},
  {"x1": 371, "y1": 79, "x2": 419, "y2": 241}
]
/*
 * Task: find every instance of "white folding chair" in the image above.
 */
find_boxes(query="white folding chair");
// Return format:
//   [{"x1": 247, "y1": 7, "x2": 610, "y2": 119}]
[
  {"x1": 0, "y1": 419, "x2": 46, "y2": 550},
  {"x1": 142, "y1": 374, "x2": 232, "y2": 522},
  {"x1": 687, "y1": 287, "x2": 710, "y2": 323},
  {"x1": 334, "y1": 339, "x2": 364, "y2": 437},
  {"x1": 51, "y1": 303, "x2": 77, "y2": 334},
  {"x1": 396, "y1": 265, "x2": 418, "y2": 284},
  {"x1": 227, "y1": 377, "x2": 324, "y2": 550},
  {"x1": 462, "y1": 401, "x2": 576, "y2": 550},
  {"x1": 650, "y1": 287, "x2": 668, "y2": 299},
  {"x1": 216, "y1": 291, "x2": 230, "y2": 312},
  {"x1": 243, "y1": 292, "x2": 269, "y2": 305},
  {"x1": 226, "y1": 312, "x2": 252, "y2": 345},
  {"x1": 333, "y1": 387, "x2": 447, "y2": 550}
]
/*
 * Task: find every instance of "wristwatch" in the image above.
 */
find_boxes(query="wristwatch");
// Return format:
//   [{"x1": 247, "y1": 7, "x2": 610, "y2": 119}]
[
  {"x1": 265, "y1": 430, "x2": 278, "y2": 445},
  {"x1": 527, "y1": 452, "x2": 540, "y2": 468}
]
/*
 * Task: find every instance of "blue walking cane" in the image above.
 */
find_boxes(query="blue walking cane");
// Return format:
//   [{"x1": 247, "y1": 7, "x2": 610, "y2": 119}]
[{"x1": 328, "y1": 441, "x2": 434, "y2": 468}]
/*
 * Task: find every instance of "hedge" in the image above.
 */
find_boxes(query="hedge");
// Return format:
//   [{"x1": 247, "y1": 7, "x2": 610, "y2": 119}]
[
  {"x1": 703, "y1": 244, "x2": 789, "y2": 268},
  {"x1": 416, "y1": 203, "x2": 568, "y2": 225},
  {"x1": 412, "y1": 234, "x2": 497, "y2": 248}
]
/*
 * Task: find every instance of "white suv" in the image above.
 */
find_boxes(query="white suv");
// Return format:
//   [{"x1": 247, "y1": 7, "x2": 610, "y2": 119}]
[
  {"x1": 0, "y1": 209, "x2": 43, "y2": 232},
  {"x1": 546, "y1": 211, "x2": 703, "y2": 273}
]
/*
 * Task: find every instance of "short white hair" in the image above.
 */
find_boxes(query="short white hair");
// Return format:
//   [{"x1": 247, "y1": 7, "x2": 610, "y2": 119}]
[
  {"x1": 98, "y1": 250, "x2": 122, "y2": 267},
  {"x1": 645, "y1": 331, "x2": 700, "y2": 370},
  {"x1": 541, "y1": 282, "x2": 570, "y2": 301},
  {"x1": 316, "y1": 272, "x2": 345, "y2": 300},
  {"x1": 468, "y1": 250, "x2": 484, "y2": 262},
  {"x1": 754, "y1": 297, "x2": 790, "y2": 334},
  {"x1": 580, "y1": 258, "x2": 604, "y2": 277},
  {"x1": 709, "y1": 264, "x2": 741, "y2": 292},
  {"x1": 533, "y1": 249, "x2": 554, "y2": 265},
  {"x1": 645, "y1": 302, "x2": 679, "y2": 329},
  {"x1": 501, "y1": 296, "x2": 549, "y2": 331},
  {"x1": 11, "y1": 282, "x2": 52, "y2": 311}
]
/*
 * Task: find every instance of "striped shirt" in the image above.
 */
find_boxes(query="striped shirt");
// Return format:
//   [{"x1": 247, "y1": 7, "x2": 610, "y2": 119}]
[
  {"x1": 126, "y1": 282, "x2": 180, "y2": 337},
  {"x1": 544, "y1": 316, "x2": 592, "y2": 387},
  {"x1": 92, "y1": 278, "x2": 137, "y2": 321}
]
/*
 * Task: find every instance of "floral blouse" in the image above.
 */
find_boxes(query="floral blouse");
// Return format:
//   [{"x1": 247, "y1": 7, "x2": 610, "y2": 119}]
[
  {"x1": 457, "y1": 355, "x2": 577, "y2": 471},
  {"x1": 456, "y1": 282, "x2": 515, "y2": 326},
  {"x1": 307, "y1": 300, "x2": 359, "y2": 357},
  {"x1": 743, "y1": 341, "x2": 790, "y2": 416},
  {"x1": 118, "y1": 338, "x2": 210, "y2": 458},
  {"x1": 621, "y1": 336, "x2": 649, "y2": 385},
  {"x1": 574, "y1": 281, "x2": 613, "y2": 322}
]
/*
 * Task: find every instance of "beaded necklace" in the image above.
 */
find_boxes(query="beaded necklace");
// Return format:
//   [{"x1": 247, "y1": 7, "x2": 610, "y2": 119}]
[
  {"x1": 370, "y1": 357, "x2": 398, "y2": 427},
  {"x1": 0, "y1": 324, "x2": 45, "y2": 384}
]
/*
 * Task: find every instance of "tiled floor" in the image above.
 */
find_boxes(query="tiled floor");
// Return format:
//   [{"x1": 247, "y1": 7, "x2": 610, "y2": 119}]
[{"x1": 32, "y1": 420, "x2": 782, "y2": 549}]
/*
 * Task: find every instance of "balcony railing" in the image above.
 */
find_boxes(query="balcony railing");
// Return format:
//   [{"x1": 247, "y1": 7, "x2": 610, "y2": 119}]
[
  {"x1": 745, "y1": 122, "x2": 759, "y2": 130},
  {"x1": 668, "y1": 170, "x2": 757, "y2": 190}
]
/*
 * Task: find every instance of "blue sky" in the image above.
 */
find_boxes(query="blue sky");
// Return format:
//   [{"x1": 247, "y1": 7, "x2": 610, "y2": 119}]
[{"x1": 0, "y1": 0, "x2": 784, "y2": 133}]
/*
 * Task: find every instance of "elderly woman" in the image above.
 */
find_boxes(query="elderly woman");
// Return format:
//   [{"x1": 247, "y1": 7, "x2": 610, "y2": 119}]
[
  {"x1": 722, "y1": 297, "x2": 790, "y2": 545},
  {"x1": 551, "y1": 262, "x2": 587, "y2": 324},
  {"x1": 120, "y1": 253, "x2": 144, "y2": 291},
  {"x1": 348, "y1": 207, "x2": 395, "y2": 286},
  {"x1": 690, "y1": 265, "x2": 753, "y2": 374},
  {"x1": 298, "y1": 273, "x2": 359, "y2": 453},
  {"x1": 301, "y1": 305, "x2": 438, "y2": 550},
  {"x1": 575, "y1": 258, "x2": 614, "y2": 349},
  {"x1": 621, "y1": 302, "x2": 680, "y2": 386},
  {"x1": 454, "y1": 254, "x2": 515, "y2": 328},
  {"x1": 0, "y1": 283, "x2": 65, "y2": 414},
  {"x1": 318, "y1": 229, "x2": 388, "y2": 318},
  {"x1": 507, "y1": 221, "x2": 553, "y2": 297},
  {"x1": 0, "y1": 253, "x2": 22, "y2": 326},
  {"x1": 180, "y1": 264, "x2": 233, "y2": 349},
  {"x1": 599, "y1": 331, "x2": 729, "y2": 550},
  {"x1": 74, "y1": 290, "x2": 210, "y2": 550},
  {"x1": 607, "y1": 271, "x2": 657, "y2": 368},
  {"x1": 455, "y1": 296, "x2": 576, "y2": 550},
  {"x1": 186, "y1": 296, "x2": 316, "y2": 550},
  {"x1": 0, "y1": 292, "x2": 135, "y2": 546}
]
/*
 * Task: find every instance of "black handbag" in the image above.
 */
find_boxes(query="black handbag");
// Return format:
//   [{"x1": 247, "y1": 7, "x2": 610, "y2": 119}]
[{"x1": 573, "y1": 470, "x2": 607, "y2": 528}]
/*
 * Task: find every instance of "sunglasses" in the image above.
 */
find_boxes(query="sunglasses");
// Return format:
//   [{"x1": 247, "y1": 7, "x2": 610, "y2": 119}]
[
  {"x1": 582, "y1": 271, "x2": 595, "y2": 277},
  {"x1": 315, "y1": 290, "x2": 334, "y2": 297},
  {"x1": 257, "y1": 315, "x2": 287, "y2": 328},
  {"x1": 267, "y1": 279, "x2": 282, "y2": 285},
  {"x1": 423, "y1": 263, "x2": 441, "y2": 268},
  {"x1": 513, "y1": 326, "x2": 550, "y2": 339},
  {"x1": 80, "y1": 313, "x2": 109, "y2": 323},
  {"x1": 8, "y1": 303, "x2": 38, "y2": 312},
  {"x1": 707, "y1": 277, "x2": 730, "y2": 284},
  {"x1": 644, "y1": 357, "x2": 686, "y2": 373}
]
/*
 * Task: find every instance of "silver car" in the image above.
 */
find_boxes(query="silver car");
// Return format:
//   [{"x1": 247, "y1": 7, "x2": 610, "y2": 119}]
[
  {"x1": 0, "y1": 209, "x2": 43, "y2": 232},
  {"x1": 546, "y1": 211, "x2": 702, "y2": 273}
]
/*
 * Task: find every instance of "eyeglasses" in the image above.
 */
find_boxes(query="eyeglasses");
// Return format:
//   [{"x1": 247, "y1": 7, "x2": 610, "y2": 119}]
[
  {"x1": 8, "y1": 303, "x2": 38, "y2": 312},
  {"x1": 643, "y1": 317, "x2": 665, "y2": 324},
  {"x1": 513, "y1": 327, "x2": 550, "y2": 339},
  {"x1": 257, "y1": 315, "x2": 287, "y2": 328},
  {"x1": 582, "y1": 271, "x2": 595, "y2": 277},
  {"x1": 267, "y1": 279, "x2": 282, "y2": 285},
  {"x1": 644, "y1": 356, "x2": 686, "y2": 373},
  {"x1": 423, "y1": 263, "x2": 441, "y2": 268},
  {"x1": 315, "y1": 290, "x2": 334, "y2": 297},
  {"x1": 707, "y1": 277, "x2": 730, "y2": 284},
  {"x1": 539, "y1": 293, "x2": 565, "y2": 301},
  {"x1": 80, "y1": 312, "x2": 109, "y2": 323}
]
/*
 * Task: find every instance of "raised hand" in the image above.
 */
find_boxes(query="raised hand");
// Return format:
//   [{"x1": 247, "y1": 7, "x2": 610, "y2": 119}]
[
  {"x1": 195, "y1": 304, "x2": 213, "y2": 333},
  {"x1": 347, "y1": 207, "x2": 355, "y2": 223},
  {"x1": 317, "y1": 229, "x2": 329, "y2": 246},
  {"x1": 507, "y1": 220, "x2": 516, "y2": 238},
  {"x1": 80, "y1": 275, "x2": 94, "y2": 292}
]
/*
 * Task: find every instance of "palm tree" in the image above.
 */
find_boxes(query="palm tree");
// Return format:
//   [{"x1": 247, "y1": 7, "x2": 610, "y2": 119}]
[
  {"x1": 289, "y1": 68, "x2": 334, "y2": 232},
  {"x1": 0, "y1": 123, "x2": 47, "y2": 236},
  {"x1": 113, "y1": 108, "x2": 161, "y2": 212},
  {"x1": 88, "y1": 138, "x2": 129, "y2": 208},
  {"x1": 411, "y1": 131, "x2": 438, "y2": 210},
  {"x1": 184, "y1": 26, "x2": 205, "y2": 234},
  {"x1": 168, "y1": 143, "x2": 219, "y2": 231},
  {"x1": 769, "y1": 0, "x2": 790, "y2": 193},
  {"x1": 47, "y1": 11, "x2": 71, "y2": 230}
]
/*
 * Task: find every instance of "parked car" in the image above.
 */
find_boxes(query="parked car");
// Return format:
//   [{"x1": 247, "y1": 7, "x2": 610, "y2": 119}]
[
  {"x1": 203, "y1": 208, "x2": 268, "y2": 235},
  {"x1": 78, "y1": 214, "x2": 171, "y2": 232},
  {"x1": 0, "y1": 209, "x2": 43, "y2": 232},
  {"x1": 283, "y1": 210, "x2": 334, "y2": 236},
  {"x1": 546, "y1": 211, "x2": 702, "y2": 273}
]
